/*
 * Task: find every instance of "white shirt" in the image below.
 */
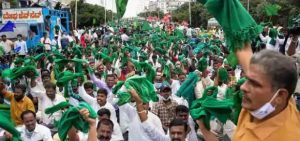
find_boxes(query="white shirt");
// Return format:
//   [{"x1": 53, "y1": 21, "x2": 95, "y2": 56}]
[
  {"x1": 119, "y1": 104, "x2": 165, "y2": 141},
  {"x1": 121, "y1": 33, "x2": 129, "y2": 42},
  {"x1": 217, "y1": 84, "x2": 227, "y2": 101},
  {"x1": 41, "y1": 37, "x2": 52, "y2": 51},
  {"x1": 0, "y1": 40, "x2": 13, "y2": 53},
  {"x1": 170, "y1": 79, "x2": 180, "y2": 96},
  {"x1": 32, "y1": 89, "x2": 66, "y2": 124},
  {"x1": 260, "y1": 34, "x2": 285, "y2": 52},
  {"x1": 17, "y1": 124, "x2": 53, "y2": 141},
  {"x1": 78, "y1": 86, "x2": 117, "y2": 122},
  {"x1": 194, "y1": 77, "x2": 214, "y2": 99},
  {"x1": 14, "y1": 40, "x2": 27, "y2": 55},
  {"x1": 111, "y1": 120, "x2": 124, "y2": 141},
  {"x1": 119, "y1": 108, "x2": 130, "y2": 133}
]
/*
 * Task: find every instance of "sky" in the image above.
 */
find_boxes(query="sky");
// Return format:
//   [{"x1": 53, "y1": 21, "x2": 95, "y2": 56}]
[{"x1": 85, "y1": 0, "x2": 150, "y2": 18}]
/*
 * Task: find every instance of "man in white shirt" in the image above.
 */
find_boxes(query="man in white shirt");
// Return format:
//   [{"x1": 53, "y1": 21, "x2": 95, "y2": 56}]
[
  {"x1": 174, "y1": 105, "x2": 198, "y2": 141},
  {"x1": 33, "y1": 82, "x2": 66, "y2": 125},
  {"x1": 194, "y1": 70, "x2": 214, "y2": 99},
  {"x1": 118, "y1": 101, "x2": 164, "y2": 141},
  {"x1": 97, "y1": 108, "x2": 124, "y2": 141},
  {"x1": 14, "y1": 34, "x2": 28, "y2": 57},
  {"x1": 4, "y1": 110, "x2": 53, "y2": 141},
  {"x1": 127, "y1": 89, "x2": 189, "y2": 141},
  {"x1": 0, "y1": 35, "x2": 13, "y2": 54},
  {"x1": 40, "y1": 32, "x2": 52, "y2": 52},
  {"x1": 120, "y1": 29, "x2": 129, "y2": 43},
  {"x1": 78, "y1": 86, "x2": 118, "y2": 122},
  {"x1": 0, "y1": 35, "x2": 14, "y2": 64}
]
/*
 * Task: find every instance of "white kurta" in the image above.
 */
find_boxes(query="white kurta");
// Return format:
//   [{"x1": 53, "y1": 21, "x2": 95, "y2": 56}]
[{"x1": 119, "y1": 103, "x2": 165, "y2": 141}]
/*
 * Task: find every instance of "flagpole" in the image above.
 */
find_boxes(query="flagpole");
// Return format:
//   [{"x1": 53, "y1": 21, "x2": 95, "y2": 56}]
[
  {"x1": 104, "y1": 0, "x2": 107, "y2": 25},
  {"x1": 75, "y1": 0, "x2": 78, "y2": 29},
  {"x1": 247, "y1": 0, "x2": 250, "y2": 11},
  {"x1": 112, "y1": 0, "x2": 114, "y2": 21}
]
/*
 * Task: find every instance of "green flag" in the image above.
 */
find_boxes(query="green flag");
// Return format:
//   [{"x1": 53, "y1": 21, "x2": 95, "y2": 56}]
[
  {"x1": 116, "y1": 0, "x2": 128, "y2": 18},
  {"x1": 93, "y1": 18, "x2": 97, "y2": 25}
]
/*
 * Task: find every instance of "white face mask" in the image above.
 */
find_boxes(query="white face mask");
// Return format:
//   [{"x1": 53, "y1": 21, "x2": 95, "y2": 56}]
[
  {"x1": 161, "y1": 96, "x2": 171, "y2": 101},
  {"x1": 154, "y1": 82, "x2": 162, "y2": 89},
  {"x1": 250, "y1": 90, "x2": 280, "y2": 120}
]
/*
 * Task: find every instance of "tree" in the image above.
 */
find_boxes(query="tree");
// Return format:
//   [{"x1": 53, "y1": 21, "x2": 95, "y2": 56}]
[
  {"x1": 172, "y1": 2, "x2": 211, "y2": 28},
  {"x1": 171, "y1": 0, "x2": 300, "y2": 28},
  {"x1": 70, "y1": 1, "x2": 116, "y2": 28}
]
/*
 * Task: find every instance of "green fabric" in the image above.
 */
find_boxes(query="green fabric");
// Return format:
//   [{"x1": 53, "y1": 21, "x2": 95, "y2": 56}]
[
  {"x1": 116, "y1": 0, "x2": 128, "y2": 18},
  {"x1": 45, "y1": 101, "x2": 70, "y2": 115},
  {"x1": 56, "y1": 71, "x2": 83, "y2": 97},
  {"x1": 268, "y1": 28, "x2": 278, "y2": 46},
  {"x1": 71, "y1": 58, "x2": 88, "y2": 73},
  {"x1": 199, "y1": 86, "x2": 218, "y2": 101},
  {"x1": 190, "y1": 96, "x2": 234, "y2": 129},
  {"x1": 0, "y1": 105, "x2": 21, "y2": 141},
  {"x1": 23, "y1": 57, "x2": 36, "y2": 67},
  {"x1": 197, "y1": 57, "x2": 208, "y2": 72},
  {"x1": 142, "y1": 21, "x2": 152, "y2": 31},
  {"x1": 56, "y1": 71, "x2": 83, "y2": 87},
  {"x1": 0, "y1": 46, "x2": 5, "y2": 57},
  {"x1": 176, "y1": 72, "x2": 199, "y2": 107},
  {"x1": 140, "y1": 62, "x2": 156, "y2": 83},
  {"x1": 162, "y1": 64, "x2": 171, "y2": 80},
  {"x1": 218, "y1": 67, "x2": 229, "y2": 83},
  {"x1": 14, "y1": 58, "x2": 24, "y2": 64},
  {"x1": 154, "y1": 47, "x2": 167, "y2": 55},
  {"x1": 198, "y1": 0, "x2": 260, "y2": 67},
  {"x1": 56, "y1": 102, "x2": 97, "y2": 141},
  {"x1": 112, "y1": 75, "x2": 158, "y2": 105},
  {"x1": 2, "y1": 68, "x2": 13, "y2": 80},
  {"x1": 11, "y1": 66, "x2": 39, "y2": 80},
  {"x1": 264, "y1": 4, "x2": 281, "y2": 17}
]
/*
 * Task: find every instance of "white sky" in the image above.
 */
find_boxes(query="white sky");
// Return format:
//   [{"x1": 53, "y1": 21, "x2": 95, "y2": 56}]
[{"x1": 85, "y1": 0, "x2": 150, "y2": 18}]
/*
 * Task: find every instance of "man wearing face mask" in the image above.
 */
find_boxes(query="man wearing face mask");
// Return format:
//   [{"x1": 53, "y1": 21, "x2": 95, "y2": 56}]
[
  {"x1": 229, "y1": 49, "x2": 300, "y2": 141},
  {"x1": 0, "y1": 83, "x2": 35, "y2": 126},
  {"x1": 152, "y1": 83, "x2": 178, "y2": 132}
]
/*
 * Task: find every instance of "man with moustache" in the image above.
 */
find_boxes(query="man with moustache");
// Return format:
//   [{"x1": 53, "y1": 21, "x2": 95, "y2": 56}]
[
  {"x1": 231, "y1": 48, "x2": 300, "y2": 141},
  {"x1": 0, "y1": 82, "x2": 35, "y2": 126},
  {"x1": 4, "y1": 110, "x2": 53, "y2": 141}
]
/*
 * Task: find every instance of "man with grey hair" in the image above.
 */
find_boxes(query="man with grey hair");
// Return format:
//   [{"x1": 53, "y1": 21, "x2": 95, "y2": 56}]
[
  {"x1": 197, "y1": 44, "x2": 300, "y2": 141},
  {"x1": 231, "y1": 46, "x2": 300, "y2": 141}
]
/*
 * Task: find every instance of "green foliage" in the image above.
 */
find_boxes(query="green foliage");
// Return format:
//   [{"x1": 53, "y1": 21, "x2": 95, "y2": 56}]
[
  {"x1": 172, "y1": 2, "x2": 211, "y2": 27},
  {"x1": 171, "y1": 0, "x2": 300, "y2": 28},
  {"x1": 70, "y1": 1, "x2": 116, "y2": 27}
]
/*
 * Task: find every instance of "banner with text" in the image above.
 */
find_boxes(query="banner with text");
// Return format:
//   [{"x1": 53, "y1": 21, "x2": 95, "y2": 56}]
[{"x1": 2, "y1": 8, "x2": 44, "y2": 23}]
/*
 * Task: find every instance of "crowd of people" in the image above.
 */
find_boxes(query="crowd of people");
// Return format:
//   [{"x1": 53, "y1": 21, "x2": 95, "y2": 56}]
[{"x1": 0, "y1": 0, "x2": 300, "y2": 141}]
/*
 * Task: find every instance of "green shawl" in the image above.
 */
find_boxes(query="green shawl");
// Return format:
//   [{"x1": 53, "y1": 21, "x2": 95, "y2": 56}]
[{"x1": 112, "y1": 75, "x2": 158, "y2": 105}]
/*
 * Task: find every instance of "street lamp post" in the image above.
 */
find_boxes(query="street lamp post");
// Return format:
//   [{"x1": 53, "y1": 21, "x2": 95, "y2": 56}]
[
  {"x1": 189, "y1": 0, "x2": 191, "y2": 25},
  {"x1": 75, "y1": 0, "x2": 78, "y2": 29}
]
